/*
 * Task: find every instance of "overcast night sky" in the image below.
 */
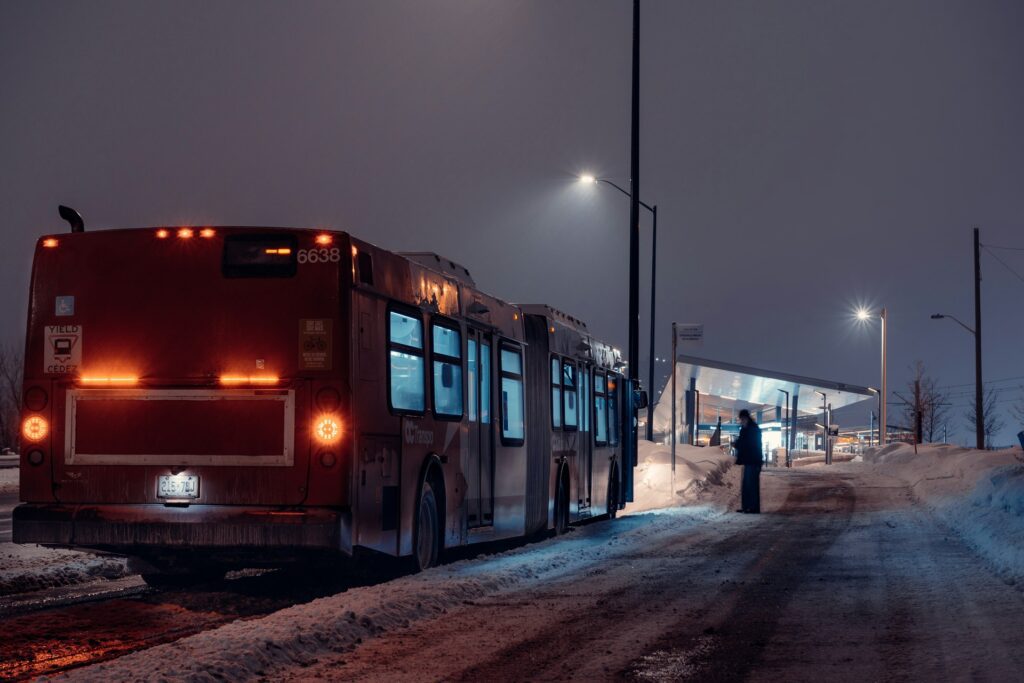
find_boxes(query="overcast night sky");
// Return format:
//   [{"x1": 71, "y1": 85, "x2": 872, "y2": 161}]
[{"x1": 2, "y1": 1, "x2": 1023, "y2": 443}]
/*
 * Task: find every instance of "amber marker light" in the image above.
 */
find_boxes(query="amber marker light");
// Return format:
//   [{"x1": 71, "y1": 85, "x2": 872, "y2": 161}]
[
  {"x1": 200, "y1": 228, "x2": 216, "y2": 238},
  {"x1": 156, "y1": 229, "x2": 169, "y2": 239},
  {"x1": 316, "y1": 234, "x2": 333, "y2": 246},
  {"x1": 219, "y1": 375, "x2": 280, "y2": 385},
  {"x1": 178, "y1": 228, "x2": 194, "y2": 239},
  {"x1": 22, "y1": 416, "x2": 48, "y2": 442},
  {"x1": 264, "y1": 248, "x2": 292, "y2": 255},
  {"x1": 42, "y1": 238, "x2": 59, "y2": 248},
  {"x1": 314, "y1": 415, "x2": 342, "y2": 444}
]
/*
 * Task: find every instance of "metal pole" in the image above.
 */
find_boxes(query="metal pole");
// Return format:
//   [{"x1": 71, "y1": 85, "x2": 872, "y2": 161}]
[
  {"x1": 880, "y1": 308, "x2": 887, "y2": 446},
  {"x1": 627, "y1": 0, "x2": 641, "y2": 387},
  {"x1": 646, "y1": 205, "x2": 657, "y2": 441},
  {"x1": 973, "y1": 227, "x2": 984, "y2": 450},
  {"x1": 670, "y1": 322, "x2": 677, "y2": 478}
]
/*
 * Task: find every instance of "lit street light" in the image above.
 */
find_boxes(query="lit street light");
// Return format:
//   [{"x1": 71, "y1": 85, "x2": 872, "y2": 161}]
[
  {"x1": 579, "y1": 174, "x2": 659, "y2": 441},
  {"x1": 931, "y1": 312, "x2": 984, "y2": 449},
  {"x1": 856, "y1": 307, "x2": 887, "y2": 446}
]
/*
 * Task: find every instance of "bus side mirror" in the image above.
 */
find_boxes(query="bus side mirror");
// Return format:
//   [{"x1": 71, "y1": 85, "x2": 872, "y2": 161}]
[{"x1": 634, "y1": 389, "x2": 648, "y2": 410}]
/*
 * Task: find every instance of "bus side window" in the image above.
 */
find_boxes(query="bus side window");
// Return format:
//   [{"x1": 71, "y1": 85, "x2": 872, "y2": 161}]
[
  {"x1": 607, "y1": 374, "x2": 620, "y2": 446},
  {"x1": 594, "y1": 372, "x2": 608, "y2": 445},
  {"x1": 388, "y1": 309, "x2": 425, "y2": 413},
  {"x1": 481, "y1": 343, "x2": 491, "y2": 424},
  {"x1": 500, "y1": 345, "x2": 525, "y2": 445},
  {"x1": 563, "y1": 360, "x2": 577, "y2": 430},
  {"x1": 550, "y1": 356, "x2": 562, "y2": 429},
  {"x1": 468, "y1": 340, "x2": 478, "y2": 422},
  {"x1": 431, "y1": 322, "x2": 463, "y2": 419}
]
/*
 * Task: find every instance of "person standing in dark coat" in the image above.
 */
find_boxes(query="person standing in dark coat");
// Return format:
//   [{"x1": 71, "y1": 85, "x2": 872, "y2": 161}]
[{"x1": 733, "y1": 409, "x2": 763, "y2": 513}]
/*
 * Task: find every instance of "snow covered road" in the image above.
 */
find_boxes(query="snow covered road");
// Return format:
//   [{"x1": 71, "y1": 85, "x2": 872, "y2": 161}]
[{"x1": 50, "y1": 462, "x2": 1024, "y2": 682}]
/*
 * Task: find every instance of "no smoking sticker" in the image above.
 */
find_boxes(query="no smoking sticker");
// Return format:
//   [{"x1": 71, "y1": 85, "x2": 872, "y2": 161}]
[
  {"x1": 45, "y1": 325, "x2": 82, "y2": 374},
  {"x1": 299, "y1": 319, "x2": 332, "y2": 370}
]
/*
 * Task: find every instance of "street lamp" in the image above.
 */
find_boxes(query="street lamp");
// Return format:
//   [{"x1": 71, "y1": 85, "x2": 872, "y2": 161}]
[
  {"x1": 931, "y1": 312, "x2": 984, "y2": 449},
  {"x1": 579, "y1": 174, "x2": 659, "y2": 442},
  {"x1": 856, "y1": 308, "x2": 887, "y2": 446},
  {"x1": 778, "y1": 388, "x2": 790, "y2": 468}
]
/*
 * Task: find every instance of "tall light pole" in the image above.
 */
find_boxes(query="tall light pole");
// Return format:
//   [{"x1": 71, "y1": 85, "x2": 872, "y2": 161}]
[
  {"x1": 579, "y1": 175, "x2": 657, "y2": 440},
  {"x1": 930, "y1": 312, "x2": 983, "y2": 449},
  {"x1": 627, "y1": 0, "x2": 641, "y2": 390},
  {"x1": 857, "y1": 308, "x2": 887, "y2": 446}
]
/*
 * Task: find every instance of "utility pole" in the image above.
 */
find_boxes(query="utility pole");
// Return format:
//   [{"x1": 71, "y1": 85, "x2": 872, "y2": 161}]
[
  {"x1": 627, "y1": 0, "x2": 641, "y2": 388},
  {"x1": 646, "y1": 204, "x2": 657, "y2": 441},
  {"x1": 973, "y1": 227, "x2": 985, "y2": 450},
  {"x1": 880, "y1": 308, "x2": 887, "y2": 446}
]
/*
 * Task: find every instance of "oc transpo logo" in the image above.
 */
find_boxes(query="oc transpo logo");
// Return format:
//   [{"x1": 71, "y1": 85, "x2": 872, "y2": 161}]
[{"x1": 404, "y1": 421, "x2": 434, "y2": 446}]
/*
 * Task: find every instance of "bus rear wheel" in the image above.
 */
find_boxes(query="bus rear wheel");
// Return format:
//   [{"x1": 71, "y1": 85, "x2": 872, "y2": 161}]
[
  {"x1": 139, "y1": 568, "x2": 225, "y2": 589},
  {"x1": 413, "y1": 479, "x2": 441, "y2": 572},
  {"x1": 554, "y1": 470, "x2": 570, "y2": 535}
]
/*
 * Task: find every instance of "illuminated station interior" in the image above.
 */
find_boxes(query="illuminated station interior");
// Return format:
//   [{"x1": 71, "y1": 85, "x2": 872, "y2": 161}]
[{"x1": 649, "y1": 355, "x2": 877, "y2": 457}]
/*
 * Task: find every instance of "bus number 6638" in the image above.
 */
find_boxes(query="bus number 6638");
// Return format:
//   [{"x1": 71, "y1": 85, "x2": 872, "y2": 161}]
[{"x1": 297, "y1": 248, "x2": 341, "y2": 264}]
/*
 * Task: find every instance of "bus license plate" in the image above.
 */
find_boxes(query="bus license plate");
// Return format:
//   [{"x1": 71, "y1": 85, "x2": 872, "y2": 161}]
[{"x1": 157, "y1": 475, "x2": 199, "y2": 499}]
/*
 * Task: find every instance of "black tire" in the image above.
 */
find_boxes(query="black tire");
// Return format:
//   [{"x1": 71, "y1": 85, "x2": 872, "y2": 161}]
[
  {"x1": 554, "y1": 469, "x2": 570, "y2": 535},
  {"x1": 140, "y1": 568, "x2": 225, "y2": 589},
  {"x1": 413, "y1": 479, "x2": 441, "y2": 571},
  {"x1": 607, "y1": 466, "x2": 620, "y2": 519}
]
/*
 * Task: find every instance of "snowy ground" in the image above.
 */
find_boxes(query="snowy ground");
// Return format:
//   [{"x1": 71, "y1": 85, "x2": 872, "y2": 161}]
[{"x1": 6, "y1": 445, "x2": 1024, "y2": 680}]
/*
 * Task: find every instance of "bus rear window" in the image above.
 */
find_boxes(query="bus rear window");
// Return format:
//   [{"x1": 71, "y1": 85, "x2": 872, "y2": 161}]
[{"x1": 223, "y1": 234, "x2": 298, "y2": 278}]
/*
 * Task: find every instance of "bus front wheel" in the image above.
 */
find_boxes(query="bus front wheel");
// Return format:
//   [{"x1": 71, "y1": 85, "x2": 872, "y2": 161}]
[{"x1": 413, "y1": 479, "x2": 441, "y2": 572}]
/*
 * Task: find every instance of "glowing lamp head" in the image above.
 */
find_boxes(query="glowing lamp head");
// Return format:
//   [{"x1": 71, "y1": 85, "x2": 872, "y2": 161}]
[
  {"x1": 22, "y1": 415, "x2": 48, "y2": 442},
  {"x1": 579, "y1": 174, "x2": 597, "y2": 185},
  {"x1": 178, "y1": 228, "x2": 194, "y2": 239},
  {"x1": 314, "y1": 416, "x2": 342, "y2": 444},
  {"x1": 856, "y1": 309, "x2": 870, "y2": 321}
]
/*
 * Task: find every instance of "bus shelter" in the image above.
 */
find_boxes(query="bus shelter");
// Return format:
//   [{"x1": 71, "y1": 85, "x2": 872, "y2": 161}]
[{"x1": 650, "y1": 355, "x2": 876, "y2": 466}]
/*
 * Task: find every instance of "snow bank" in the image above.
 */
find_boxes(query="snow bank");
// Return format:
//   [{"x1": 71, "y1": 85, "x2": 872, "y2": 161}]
[
  {"x1": 871, "y1": 443, "x2": 1024, "y2": 583},
  {"x1": 625, "y1": 441, "x2": 735, "y2": 513},
  {"x1": 0, "y1": 545, "x2": 130, "y2": 596},
  {"x1": 0, "y1": 467, "x2": 131, "y2": 595},
  {"x1": 54, "y1": 505, "x2": 721, "y2": 682},
  {"x1": 0, "y1": 467, "x2": 17, "y2": 494}
]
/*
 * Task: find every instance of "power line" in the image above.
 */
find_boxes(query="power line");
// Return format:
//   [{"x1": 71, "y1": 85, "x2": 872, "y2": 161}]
[
  {"x1": 983, "y1": 245, "x2": 1024, "y2": 286},
  {"x1": 983, "y1": 243, "x2": 1024, "y2": 252},
  {"x1": 935, "y1": 375, "x2": 1024, "y2": 390}
]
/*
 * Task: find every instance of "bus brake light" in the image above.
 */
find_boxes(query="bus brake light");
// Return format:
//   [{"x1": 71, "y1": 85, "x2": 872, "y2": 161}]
[
  {"x1": 22, "y1": 416, "x2": 48, "y2": 442},
  {"x1": 314, "y1": 416, "x2": 342, "y2": 444},
  {"x1": 219, "y1": 375, "x2": 280, "y2": 385}
]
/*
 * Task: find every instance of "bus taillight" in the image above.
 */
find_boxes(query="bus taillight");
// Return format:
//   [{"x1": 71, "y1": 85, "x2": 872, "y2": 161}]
[{"x1": 21, "y1": 416, "x2": 48, "y2": 442}]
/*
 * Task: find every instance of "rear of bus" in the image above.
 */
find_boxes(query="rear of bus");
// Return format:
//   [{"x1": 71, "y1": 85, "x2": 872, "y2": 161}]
[{"x1": 14, "y1": 226, "x2": 353, "y2": 576}]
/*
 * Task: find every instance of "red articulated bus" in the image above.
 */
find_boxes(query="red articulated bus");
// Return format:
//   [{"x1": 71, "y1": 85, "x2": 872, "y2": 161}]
[{"x1": 14, "y1": 219, "x2": 641, "y2": 584}]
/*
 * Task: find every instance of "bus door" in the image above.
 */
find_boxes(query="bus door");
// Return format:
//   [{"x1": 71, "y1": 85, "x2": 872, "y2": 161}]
[
  {"x1": 466, "y1": 329, "x2": 494, "y2": 527},
  {"x1": 577, "y1": 363, "x2": 593, "y2": 512}
]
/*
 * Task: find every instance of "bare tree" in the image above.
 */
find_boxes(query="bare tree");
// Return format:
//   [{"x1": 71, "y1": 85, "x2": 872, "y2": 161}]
[
  {"x1": 964, "y1": 387, "x2": 1005, "y2": 449},
  {"x1": 1011, "y1": 386, "x2": 1024, "y2": 428},
  {"x1": 0, "y1": 343, "x2": 23, "y2": 452},
  {"x1": 900, "y1": 362, "x2": 950, "y2": 443}
]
